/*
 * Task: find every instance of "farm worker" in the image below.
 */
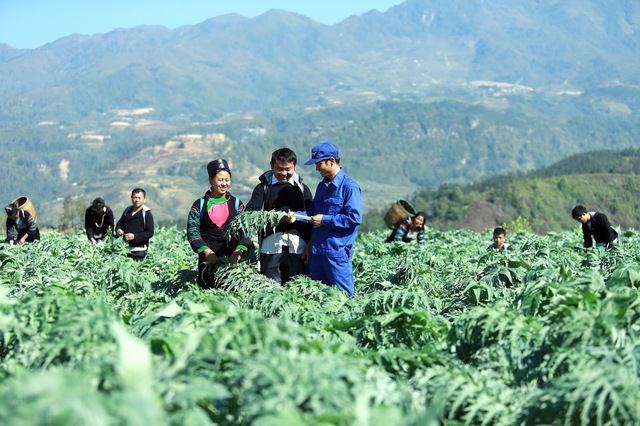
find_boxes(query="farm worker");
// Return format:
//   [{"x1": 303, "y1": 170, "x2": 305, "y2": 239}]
[
  {"x1": 288, "y1": 142, "x2": 362, "y2": 297},
  {"x1": 571, "y1": 205, "x2": 619, "y2": 249},
  {"x1": 115, "y1": 188, "x2": 154, "y2": 260},
  {"x1": 488, "y1": 227, "x2": 513, "y2": 250},
  {"x1": 245, "y1": 147, "x2": 313, "y2": 285},
  {"x1": 385, "y1": 211, "x2": 426, "y2": 244},
  {"x1": 4, "y1": 203, "x2": 40, "y2": 247},
  {"x1": 186, "y1": 159, "x2": 252, "y2": 289},
  {"x1": 85, "y1": 197, "x2": 115, "y2": 244}
]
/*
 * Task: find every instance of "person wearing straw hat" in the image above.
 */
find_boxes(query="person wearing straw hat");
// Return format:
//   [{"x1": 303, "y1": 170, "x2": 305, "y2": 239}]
[
  {"x1": 85, "y1": 197, "x2": 115, "y2": 244},
  {"x1": 4, "y1": 203, "x2": 40, "y2": 247},
  {"x1": 245, "y1": 147, "x2": 313, "y2": 285},
  {"x1": 187, "y1": 158, "x2": 253, "y2": 288},
  {"x1": 288, "y1": 142, "x2": 362, "y2": 297}
]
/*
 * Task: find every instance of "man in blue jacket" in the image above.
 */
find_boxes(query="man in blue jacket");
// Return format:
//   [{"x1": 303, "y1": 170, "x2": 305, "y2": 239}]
[{"x1": 290, "y1": 142, "x2": 362, "y2": 297}]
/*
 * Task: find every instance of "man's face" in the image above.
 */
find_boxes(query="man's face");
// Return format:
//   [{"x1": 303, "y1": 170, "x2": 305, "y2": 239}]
[
  {"x1": 493, "y1": 233, "x2": 506, "y2": 248},
  {"x1": 272, "y1": 160, "x2": 296, "y2": 183},
  {"x1": 131, "y1": 192, "x2": 145, "y2": 209},
  {"x1": 315, "y1": 159, "x2": 334, "y2": 178},
  {"x1": 574, "y1": 212, "x2": 590, "y2": 224}
]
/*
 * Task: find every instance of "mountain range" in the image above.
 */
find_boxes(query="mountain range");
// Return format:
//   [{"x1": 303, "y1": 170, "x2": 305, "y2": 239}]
[{"x1": 0, "y1": 0, "x2": 639, "y2": 228}]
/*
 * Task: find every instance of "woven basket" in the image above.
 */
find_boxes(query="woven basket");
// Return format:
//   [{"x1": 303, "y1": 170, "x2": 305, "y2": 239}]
[
  {"x1": 384, "y1": 199, "x2": 416, "y2": 229},
  {"x1": 11, "y1": 196, "x2": 37, "y2": 223}
]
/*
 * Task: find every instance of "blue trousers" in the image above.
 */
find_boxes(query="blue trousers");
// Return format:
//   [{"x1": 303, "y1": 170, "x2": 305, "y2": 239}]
[{"x1": 308, "y1": 247, "x2": 354, "y2": 297}]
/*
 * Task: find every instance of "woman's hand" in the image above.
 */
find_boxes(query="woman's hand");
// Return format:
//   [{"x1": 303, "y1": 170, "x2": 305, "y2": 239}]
[
  {"x1": 229, "y1": 249, "x2": 243, "y2": 264},
  {"x1": 205, "y1": 250, "x2": 219, "y2": 265}
]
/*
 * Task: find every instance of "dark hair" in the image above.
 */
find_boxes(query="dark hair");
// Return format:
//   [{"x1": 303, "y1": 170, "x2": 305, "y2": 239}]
[
  {"x1": 4, "y1": 203, "x2": 18, "y2": 216},
  {"x1": 271, "y1": 148, "x2": 297, "y2": 166},
  {"x1": 493, "y1": 227, "x2": 506, "y2": 236},
  {"x1": 209, "y1": 168, "x2": 231, "y2": 179},
  {"x1": 415, "y1": 211, "x2": 426, "y2": 220},
  {"x1": 92, "y1": 197, "x2": 105, "y2": 209},
  {"x1": 131, "y1": 188, "x2": 146, "y2": 197},
  {"x1": 571, "y1": 205, "x2": 588, "y2": 219}
]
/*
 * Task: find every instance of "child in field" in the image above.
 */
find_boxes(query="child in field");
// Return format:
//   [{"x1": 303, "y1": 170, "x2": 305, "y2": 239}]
[
  {"x1": 571, "y1": 205, "x2": 618, "y2": 249},
  {"x1": 488, "y1": 227, "x2": 513, "y2": 251}
]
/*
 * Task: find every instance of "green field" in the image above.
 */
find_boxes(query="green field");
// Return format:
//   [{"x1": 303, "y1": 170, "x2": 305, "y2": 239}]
[{"x1": 1, "y1": 227, "x2": 640, "y2": 425}]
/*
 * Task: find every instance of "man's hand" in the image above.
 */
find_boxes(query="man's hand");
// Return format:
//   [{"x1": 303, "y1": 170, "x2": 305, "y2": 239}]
[
  {"x1": 301, "y1": 245, "x2": 310, "y2": 264},
  {"x1": 310, "y1": 214, "x2": 323, "y2": 228},
  {"x1": 116, "y1": 229, "x2": 124, "y2": 237},
  {"x1": 123, "y1": 233, "x2": 135, "y2": 242}
]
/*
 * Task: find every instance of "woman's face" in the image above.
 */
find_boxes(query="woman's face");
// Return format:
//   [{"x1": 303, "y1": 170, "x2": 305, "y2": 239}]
[
  {"x1": 413, "y1": 215, "x2": 425, "y2": 227},
  {"x1": 209, "y1": 170, "x2": 231, "y2": 198}
]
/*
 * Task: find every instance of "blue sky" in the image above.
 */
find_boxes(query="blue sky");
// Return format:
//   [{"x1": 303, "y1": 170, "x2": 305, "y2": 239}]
[{"x1": 0, "y1": 0, "x2": 405, "y2": 49}]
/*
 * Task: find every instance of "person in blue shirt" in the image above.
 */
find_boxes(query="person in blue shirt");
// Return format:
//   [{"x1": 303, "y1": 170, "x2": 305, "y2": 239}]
[{"x1": 288, "y1": 142, "x2": 363, "y2": 297}]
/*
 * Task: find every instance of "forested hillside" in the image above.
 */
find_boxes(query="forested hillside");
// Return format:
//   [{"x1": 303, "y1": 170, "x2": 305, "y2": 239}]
[
  {"x1": 3, "y1": 93, "x2": 639, "y2": 230},
  {"x1": 375, "y1": 148, "x2": 640, "y2": 234}
]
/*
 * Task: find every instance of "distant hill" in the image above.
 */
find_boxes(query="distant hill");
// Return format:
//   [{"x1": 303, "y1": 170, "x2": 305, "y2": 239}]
[
  {"x1": 1, "y1": 0, "x2": 638, "y2": 126},
  {"x1": 379, "y1": 148, "x2": 640, "y2": 234},
  {"x1": 0, "y1": 0, "x2": 639, "y2": 228}
]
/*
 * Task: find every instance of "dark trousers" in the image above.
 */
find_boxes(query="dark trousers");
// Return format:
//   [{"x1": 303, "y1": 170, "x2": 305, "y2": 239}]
[
  {"x1": 260, "y1": 247, "x2": 306, "y2": 285},
  {"x1": 128, "y1": 250, "x2": 147, "y2": 261}
]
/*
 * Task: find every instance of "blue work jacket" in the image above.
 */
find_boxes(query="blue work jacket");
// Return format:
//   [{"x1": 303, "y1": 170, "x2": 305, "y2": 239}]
[{"x1": 303, "y1": 169, "x2": 362, "y2": 254}]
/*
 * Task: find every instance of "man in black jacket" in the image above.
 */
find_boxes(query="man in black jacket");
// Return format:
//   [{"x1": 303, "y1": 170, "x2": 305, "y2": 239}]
[
  {"x1": 245, "y1": 148, "x2": 313, "y2": 284},
  {"x1": 115, "y1": 188, "x2": 154, "y2": 260},
  {"x1": 571, "y1": 205, "x2": 619, "y2": 249}
]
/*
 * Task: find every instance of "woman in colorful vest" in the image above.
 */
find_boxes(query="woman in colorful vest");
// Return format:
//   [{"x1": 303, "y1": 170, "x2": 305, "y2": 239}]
[{"x1": 186, "y1": 158, "x2": 252, "y2": 288}]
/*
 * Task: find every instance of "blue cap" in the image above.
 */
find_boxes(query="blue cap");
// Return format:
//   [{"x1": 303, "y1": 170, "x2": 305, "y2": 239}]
[{"x1": 304, "y1": 142, "x2": 339, "y2": 165}]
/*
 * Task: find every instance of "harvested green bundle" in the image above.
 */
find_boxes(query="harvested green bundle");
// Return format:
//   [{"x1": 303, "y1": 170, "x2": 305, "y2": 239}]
[
  {"x1": 226, "y1": 210, "x2": 311, "y2": 240},
  {"x1": 226, "y1": 210, "x2": 287, "y2": 240}
]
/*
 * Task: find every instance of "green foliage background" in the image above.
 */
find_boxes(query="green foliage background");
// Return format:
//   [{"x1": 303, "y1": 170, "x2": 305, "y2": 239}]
[
  {"x1": 2, "y1": 227, "x2": 640, "y2": 425},
  {"x1": 2, "y1": 92, "x2": 640, "y2": 229},
  {"x1": 386, "y1": 148, "x2": 640, "y2": 234}
]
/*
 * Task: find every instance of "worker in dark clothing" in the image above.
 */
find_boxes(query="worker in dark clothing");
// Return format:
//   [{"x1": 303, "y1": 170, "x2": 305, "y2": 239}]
[
  {"x1": 5, "y1": 203, "x2": 40, "y2": 247},
  {"x1": 571, "y1": 205, "x2": 618, "y2": 249},
  {"x1": 85, "y1": 197, "x2": 115, "y2": 244},
  {"x1": 245, "y1": 148, "x2": 313, "y2": 285},
  {"x1": 115, "y1": 188, "x2": 154, "y2": 260}
]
